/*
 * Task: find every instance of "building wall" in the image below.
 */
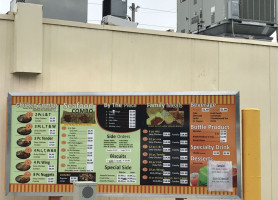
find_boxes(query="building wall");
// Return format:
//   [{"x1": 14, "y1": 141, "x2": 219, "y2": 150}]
[{"x1": 0, "y1": 6, "x2": 278, "y2": 200}]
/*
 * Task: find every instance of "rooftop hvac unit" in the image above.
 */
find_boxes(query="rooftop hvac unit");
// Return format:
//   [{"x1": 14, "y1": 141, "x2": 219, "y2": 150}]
[
  {"x1": 177, "y1": 0, "x2": 277, "y2": 41},
  {"x1": 102, "y1": 0, "x2": 127, "y2": 19},
  {"x1": 102, "y1": 0, "x2": 138, "y2": 28},
  {"x1": 73, "y1": 182, "x2": 97, "y2": 200},
  {"x1": 240, "y1": 0, "x2": 275, "y2": 22},
  {"x1": 102, "y1": 15, "x2": 138, "y2": 28},
  {"x1": 10, "y1": 0, "x2": 88, "y2": 23}
]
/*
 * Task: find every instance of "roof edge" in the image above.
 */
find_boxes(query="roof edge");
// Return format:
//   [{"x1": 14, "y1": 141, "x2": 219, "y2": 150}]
[
  {"x1": 0, "y1": 13, "x2": 15, "y2": 21},
  {"x1": 0, "y1": 15, "x2": 276, "y2": 47},
  {"x1": 42, "y1": 18, "x2": 278, "y2": 47}
]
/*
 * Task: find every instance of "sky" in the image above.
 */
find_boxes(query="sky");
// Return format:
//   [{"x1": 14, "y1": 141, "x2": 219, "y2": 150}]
[
  {"x1": 0, "y1": 0, "x2": 276, "y2": 41},
  {"x1": 0, "y1": 0, "x2": 177, "y2": 31},
  {"x1": 87, "y1": 0, "x2": 176, "y2": 31}
]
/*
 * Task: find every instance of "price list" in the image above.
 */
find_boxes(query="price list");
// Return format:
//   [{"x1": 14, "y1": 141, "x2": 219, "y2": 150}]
[
  {"x1": 140, "y1": 129, "x2": 190, "y2": 185},
  {"x1": 129, "y1": 110, "x2": 136, "y2": 128},
  {"x1": 189, "y1": 103, "x2": 237, "y2": 187},
  {"x1": 10, "y1": 108, "x2": 59, "y2": 184},
  {"x1": 87, "y1": 129, "x2": 94, "y2": 172},
  {"x1": 105, "y1": 110, "x2": 136, "y2": 129},
  {"x1": 58, "y1": 126, "x2": 94, "y2": 173}
]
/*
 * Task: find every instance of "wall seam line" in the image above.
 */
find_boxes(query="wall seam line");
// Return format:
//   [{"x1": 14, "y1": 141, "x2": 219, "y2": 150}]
[
  {"x1": 218, "y1": 42, "x2": 220, "y2": 90},
  {"x1": 110, "y1": 31, "x2": 114, "y2": 91},
  {"x1": 269, "y1": 46, "x2": 273, "y2": 200}
]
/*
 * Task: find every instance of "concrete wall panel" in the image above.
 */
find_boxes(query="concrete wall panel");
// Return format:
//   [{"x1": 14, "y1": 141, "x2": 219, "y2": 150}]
[
  {"x1": 190, "y1": 39, "x2": 219, "y2": 90},
  {"x1": 42, "y1": 25, "x2": 113, "y2": 92},
  {"x1": 0, "y1": 18, "x2": 15, "y2": 200},
  {"x1": 270, "y1": 47, "x2": 278, "y2": 200},
  {"x1": 219, "y1": 42, "x2": 271, "y2": 200},
  {"x1": 111, "y1": 32, "x2": 192, "y2": 91}
]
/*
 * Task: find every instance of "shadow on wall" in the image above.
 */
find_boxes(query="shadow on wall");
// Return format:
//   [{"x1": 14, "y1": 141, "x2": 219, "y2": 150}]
[{"x1": 12, "y1": 72, "x2": 43, "y2": 92}]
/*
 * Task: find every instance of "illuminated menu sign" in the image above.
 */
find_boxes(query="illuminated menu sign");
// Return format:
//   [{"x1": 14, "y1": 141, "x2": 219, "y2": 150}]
[{"x1": 6, "y1": 92, "x2": 240, "y2": 198}]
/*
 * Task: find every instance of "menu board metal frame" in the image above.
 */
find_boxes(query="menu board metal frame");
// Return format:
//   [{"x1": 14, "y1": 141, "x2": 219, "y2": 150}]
[{"x1": 6, "y1": 91, "x2": 241, "y2": 199}]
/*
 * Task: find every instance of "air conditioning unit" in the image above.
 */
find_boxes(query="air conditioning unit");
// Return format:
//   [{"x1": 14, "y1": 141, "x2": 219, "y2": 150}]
[
  {"x1": 73, "y1": 182, "x2": 97, "y2": 200},
  {"x1": 102, "y1": 15, "x2": 138, "y2": 28},
  {"x1": 177, "y1": 0, "x2": 277, "y2": 40},
  {"x1": 102, "y1": 0, "x2": 128, "y2": 19},
  {"x1": 10, "y1": 0, "x2": 88, "y2": 22}
]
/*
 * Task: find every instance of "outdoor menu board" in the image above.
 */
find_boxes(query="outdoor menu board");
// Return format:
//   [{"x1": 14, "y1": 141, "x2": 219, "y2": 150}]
[{"x1": 6, "y1": 92, "x2": 241, "y2": 198}]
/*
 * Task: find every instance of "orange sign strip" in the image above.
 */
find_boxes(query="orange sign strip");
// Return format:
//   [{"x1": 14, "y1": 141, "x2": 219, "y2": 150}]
[
  {"x1": 12, "y1": 95, "x2": 236, "y2": 105},
  {"x1": 9, "y1": 184, "x2": 237, "y2": 195}
]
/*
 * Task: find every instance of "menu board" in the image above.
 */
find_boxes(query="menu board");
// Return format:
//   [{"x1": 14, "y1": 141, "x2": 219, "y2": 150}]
[{"x1": 6, "y1": 92, "x2": 240, "y2": 198}]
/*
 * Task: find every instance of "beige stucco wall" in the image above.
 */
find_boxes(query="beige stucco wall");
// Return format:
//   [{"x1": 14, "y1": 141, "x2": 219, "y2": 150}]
[{"x1": 0, "y1": 4, "x2": 278, "y2": 200}]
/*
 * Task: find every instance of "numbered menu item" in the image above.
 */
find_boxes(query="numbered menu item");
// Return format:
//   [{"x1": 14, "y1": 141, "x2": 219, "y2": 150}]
[{"x1": 10, "y1": 104, "x2": 59, "y2": 184}]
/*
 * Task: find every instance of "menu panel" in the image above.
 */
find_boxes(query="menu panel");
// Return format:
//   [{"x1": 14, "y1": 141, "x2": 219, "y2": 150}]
[
  {"x1": 95, "y1": 105, "x2": 141, "y2": 185},
  {"x1": 57, "y1": 104, "x2": 96, "y2": 183},
  {"x1": 140, "y1": 104, "x2": 190, "y2": 186},
  {"x1": 10, "y1": 104, "x2": 59, "y2": 184},
  {"x1": 189, "y1": 103, "x2": 237, "y2": 188},
  {"x1": 7, "y1": 93, "x2": 240, "y2": 198}
]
